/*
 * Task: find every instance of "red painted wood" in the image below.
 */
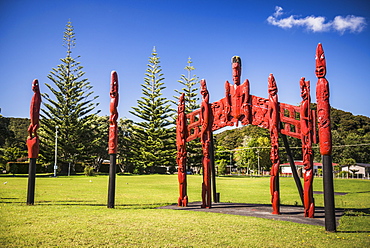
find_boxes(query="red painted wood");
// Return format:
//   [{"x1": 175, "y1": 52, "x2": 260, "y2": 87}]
[
  {"x1": 27, "y1": 79, "x2": 41, "y2": 159},
  {"x1": 108, "y1": 71, "x2": 119, "y2": 154}
]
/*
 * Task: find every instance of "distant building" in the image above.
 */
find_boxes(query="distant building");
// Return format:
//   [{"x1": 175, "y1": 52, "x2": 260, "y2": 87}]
[
  {"x1": 341, "y1": 163, "x2": 370, "y2": 179},
  {"x1": 280, "y1": 161, "x2": 337, "y2": 177}
]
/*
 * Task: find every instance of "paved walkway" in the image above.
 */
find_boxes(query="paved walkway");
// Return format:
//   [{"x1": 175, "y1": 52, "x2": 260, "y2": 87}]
[{"x1": 157, "y1": 202, "x2": 344, "y2": 227}]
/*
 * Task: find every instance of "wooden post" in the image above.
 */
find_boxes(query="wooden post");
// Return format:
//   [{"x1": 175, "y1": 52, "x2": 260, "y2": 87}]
[
  {"x1": 315, "y1": 43, "x2": 336, "y2": 232},
  {"x1": 107, "y1": 71, "x2": 119, "y2": 209}
]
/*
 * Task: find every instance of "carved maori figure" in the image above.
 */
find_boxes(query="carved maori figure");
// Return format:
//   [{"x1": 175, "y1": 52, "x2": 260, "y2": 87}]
[
  {"x1": 200, "y1": 79, "x2": 212, "y2": 208},
  {"x1": 268, "y1": 74, "x2": 280, "y2": 215},
  {"x1": 27, "y1": 79, "x2": 41, "y2": 158},
  {"x1": 315, "y1": 43, "x2": 332, "y2": 156},
  {"x1": 240, "y1": 79, "x2": 251, "y2": 125},
  {"x1": 108, "y1": 71, "x2": 119, "y2": 154},
  {"x1": 300, "y1": 77, "x2": 315, "y2": 218},
  {"x1": 224, "y1": 81, "x2": 232, "y2": 125},
  {"x1": 219, "y1": 56, "x2": 252, "y2": 127},
  {"x1": 177, "y1": 93, "x2": 188, "y2": 206},
  {"x1": 232, "y1": 56, "x2": 242, "y2": 86}
]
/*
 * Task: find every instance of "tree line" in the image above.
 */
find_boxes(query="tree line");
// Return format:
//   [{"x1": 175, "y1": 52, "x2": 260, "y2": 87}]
[{"x1": 1, "y1": 21, "x2": 369, "y2": 175}]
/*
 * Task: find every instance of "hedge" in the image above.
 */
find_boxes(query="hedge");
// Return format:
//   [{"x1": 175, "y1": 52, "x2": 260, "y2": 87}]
[{"x1": 6, "y1": 162, "x2": 46, "y2": 174}]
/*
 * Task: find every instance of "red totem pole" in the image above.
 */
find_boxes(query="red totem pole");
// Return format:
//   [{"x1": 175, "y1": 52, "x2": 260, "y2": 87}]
[
  {"x1": 268, "y1": 74, "x2": 280, "y2": 215},
  {"x1": 316, "y1": 44, "x2": 331, "y2": 156},
  {"x1": 224, "y1": 56, "x2": 251, "y2": 127},
  {"x1": 27, "y1": 79, "x2": 41, "y2": 158},
  {"x1": 26, "y1": 79, "x2": 41, "y2": 205},
  {"x1": 108, "y1": 71, "x2": 119, "y2": 208},
  {"x1": 315, "y1": 43, "x2": 336, "y2": 232},
  {"x1": 200, "y1": 79, "x2": 212, "y2": 208},
  {"x1": 177, "y1": 93, "x2": 188, "y2": 207},
  {"x1": 109, "y1": 71, "x2": 119, "y2": 155},
  {"x1": 300, "y1": 77, "x2": 315, "y2": 218}
]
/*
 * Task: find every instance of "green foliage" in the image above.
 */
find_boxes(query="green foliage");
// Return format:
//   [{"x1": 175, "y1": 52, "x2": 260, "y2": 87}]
[
  {"x1": 215, "y1": 125, "x2": 269, "y2": 150},
  {"x1": 0, "y1": 117, "x2": 29, "y2": 149},
  {"x1": 217, "y1": 159, "x2": 227, "y2": 175},
  {"x1": 129, "y1": 47, "x2": 176, "y2": 173},
  {"x1": 5, "y1": 162, "x2": 18, "y2": 174},
  {"x1": 234, "y1": 136, "x2": 271, "y2": 173},
  {"x1": 173, "y1": 57, "x2": 202, "y2": 170},
  {"x1": 0, "y1": 116, "x2": 13, "y2": 147},
  {"x1": 1, "y1": 146, "x2": 27, "y2": 162},
  {"x1": 8, "y1": 118, "x2": 29, "y2": 148},
  {"x1": 40, "y1": 21, "x2": 101, "y2": 168},
  {"x1": 338, "y1": 170, "x2": 349, "y2": 178},
  {"x1": 5, "y1": 162, "x2": 44, "y2": 174},
  {"x1": 83, "y1": 165, "x2": 95, "y2": 176},
  {"x1": 173, "y1": 57, "x2": 200, "y2": 113}
]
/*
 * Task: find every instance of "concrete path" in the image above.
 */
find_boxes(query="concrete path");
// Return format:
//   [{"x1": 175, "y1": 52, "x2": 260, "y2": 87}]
[{"x1": 157, "y1": 202, "x2": 344, "y2": 227}]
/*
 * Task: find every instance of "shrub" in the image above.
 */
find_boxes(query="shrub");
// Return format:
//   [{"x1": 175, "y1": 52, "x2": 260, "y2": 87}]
[
  {"x1": 5, "y1": 162, "x2": 44, "y2": 174},
  {"x1": 338, "y1": 170, "x2": 349, "y2": 178},
  {"x1": 6, "y1": 162, "x2": 18, "y2": 174},
  {"x1": 84, "y1": 165, "x2": 95, "y2": 176}
]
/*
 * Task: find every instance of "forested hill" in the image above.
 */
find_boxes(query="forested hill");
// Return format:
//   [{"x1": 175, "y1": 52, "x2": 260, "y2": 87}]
[
  {"x1": 0, "y1": 117, "x2": 29, "y2": 148},
  {"x1": 215, "y1": 107, "x2": 370, "y2": 164},
  {"x1": 1, "y1": 107, "x2": 369, "y2": 164}
]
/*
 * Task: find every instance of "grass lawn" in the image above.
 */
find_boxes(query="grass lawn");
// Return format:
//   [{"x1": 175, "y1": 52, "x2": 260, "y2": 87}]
[{"x1": 0, "y1": 174, "x2": 369, "y2": 247}]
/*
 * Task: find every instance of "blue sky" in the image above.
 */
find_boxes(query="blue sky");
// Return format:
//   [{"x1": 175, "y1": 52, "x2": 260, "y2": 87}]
[{"x1": 1, "y1": 0, "x2": 369, "y2": 121}]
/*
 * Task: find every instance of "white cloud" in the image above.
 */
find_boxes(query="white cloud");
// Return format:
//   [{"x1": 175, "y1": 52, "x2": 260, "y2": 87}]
[
  {"x1": 332, "y1": 15, "x2": 367, "y2": 33},
  {"x1": 267, "y1": 6, "x2": 367, "y2": 34}
]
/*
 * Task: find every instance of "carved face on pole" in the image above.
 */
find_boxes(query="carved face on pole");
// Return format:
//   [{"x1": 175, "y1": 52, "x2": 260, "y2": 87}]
[
  {"x1": 110, "y1": 80, "x2": 118, "y2": 98},
  {"x1": 232, "y1": 56, "x2": 241, "y2": 86},
  {"x1": 315, "y1": 43, "x2": 326, "y2": 78},
  {"x1": 300, "y1": 77, "x2": 309, "y2": 101},
  {"x1": 32, "y1": 79, "x2": 40, "y2": 93},
  {"x1": 200, "y1": 79, "x2": 207, "y2": 98},
  {"x1": 268, "y1": 74, "x2": 277, "y2": 96}
]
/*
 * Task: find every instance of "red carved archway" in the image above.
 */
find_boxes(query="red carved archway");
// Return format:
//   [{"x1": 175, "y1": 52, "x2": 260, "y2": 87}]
[{"x1": 176, "y1": 44, "x2": 334, "y2": 225}]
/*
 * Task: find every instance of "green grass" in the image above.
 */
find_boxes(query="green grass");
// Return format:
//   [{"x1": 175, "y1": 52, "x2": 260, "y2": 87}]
[{"x1": 0, "y1": 174, "x2": 369, "y2": 247}]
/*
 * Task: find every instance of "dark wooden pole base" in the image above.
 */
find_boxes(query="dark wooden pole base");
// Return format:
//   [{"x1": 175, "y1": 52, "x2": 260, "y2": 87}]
[
  {"x1": 107, "y1": 154, "x2": 116, "y2": 208},
  {"x1": 323, "y1": 155, "x2": 336, "y2": 232},
  {"x1": 27, "y1": 158, "x2": 36, "y2": 205}
]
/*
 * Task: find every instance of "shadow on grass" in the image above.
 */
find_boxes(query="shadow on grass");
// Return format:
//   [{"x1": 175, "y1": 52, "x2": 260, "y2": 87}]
[
  {"x1": 0, "y1": 199, "x2": 173, "y2": 209},
  {"x1": 343, "y1": 208, "x2": 370, "y2": 215}
]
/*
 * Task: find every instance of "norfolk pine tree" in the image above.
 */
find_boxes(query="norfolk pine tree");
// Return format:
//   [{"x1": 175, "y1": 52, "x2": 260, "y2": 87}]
[
  {"x1": 173, "y1": 57, "x2": 200, "y2": 113},
  {"x1": 40, "y1": 21, "x2": 101, "y2": 170},
  {"x1": 130, "y1": 47, "x2": 176, "y2": 173},
  {"x1": 173, "y1": 57, "x2": 202, "y2": 171}
]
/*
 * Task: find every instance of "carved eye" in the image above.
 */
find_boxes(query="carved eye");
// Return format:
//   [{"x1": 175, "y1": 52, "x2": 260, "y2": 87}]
[
  {"x1": 315, "y1": 55, "x2": 318, "y2": 60},
  {"x1": 321, "y1": 54, "x2": 325, "y2": 59}
]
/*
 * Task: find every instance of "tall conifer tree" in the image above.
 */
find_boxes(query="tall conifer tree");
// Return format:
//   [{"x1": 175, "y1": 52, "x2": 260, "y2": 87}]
[
  {"x1": 173, "y1": 57, "x2": 200, "y2": 113},
  {"x1": 130, "y1": 47, "x2": 175, "y2": 173},
  {"x1": 40, "y1": 21, "x2": 101, "y2": 168},
  {"x1": 174, "y1": 58, "x2": 202, "y2": 170}
]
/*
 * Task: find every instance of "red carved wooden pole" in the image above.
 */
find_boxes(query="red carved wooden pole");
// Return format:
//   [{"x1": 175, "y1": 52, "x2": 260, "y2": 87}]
[
  {"x1": 240, "y1": 78, "x2": 251, "y2": 125},
  {"x1": 200, "y1": 79, "x2": 212, "y2": 208},
  {"x1": 109, "y1": 71, "x2": 119, "y2": 155},
  {"x1": 232, "y1": 56, "x2": 241, "y2": 86},
  {"x1": 26, "y1": 79, "x2": 41, "y2": 205},
  {"x1": 268, "y1": 74, "x2": 280, "y2": 215},
  {"x1": 315, "y1": 43, "x2": 336, "y2": 232},
  {"x1": 177, "y1": 93, "x2": 188, "y2": 207},
  {"x1": 108, "y1": 71, "x2": 119, "y2": 208},
  {"x1": 300, "y1": 77, "x2": 315, "y2": 218}
]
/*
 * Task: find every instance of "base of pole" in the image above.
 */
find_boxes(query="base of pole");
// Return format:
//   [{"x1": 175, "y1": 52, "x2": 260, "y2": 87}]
[
  {"x1": 107, "y1": 154, "x2": 116, "y2": 208},
  {"x1": 27, "y1": 158, "x2": 37, "y2": 205},
  {"x1": 323, "y1": 155, "x2": 336, "y2": 232}
]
